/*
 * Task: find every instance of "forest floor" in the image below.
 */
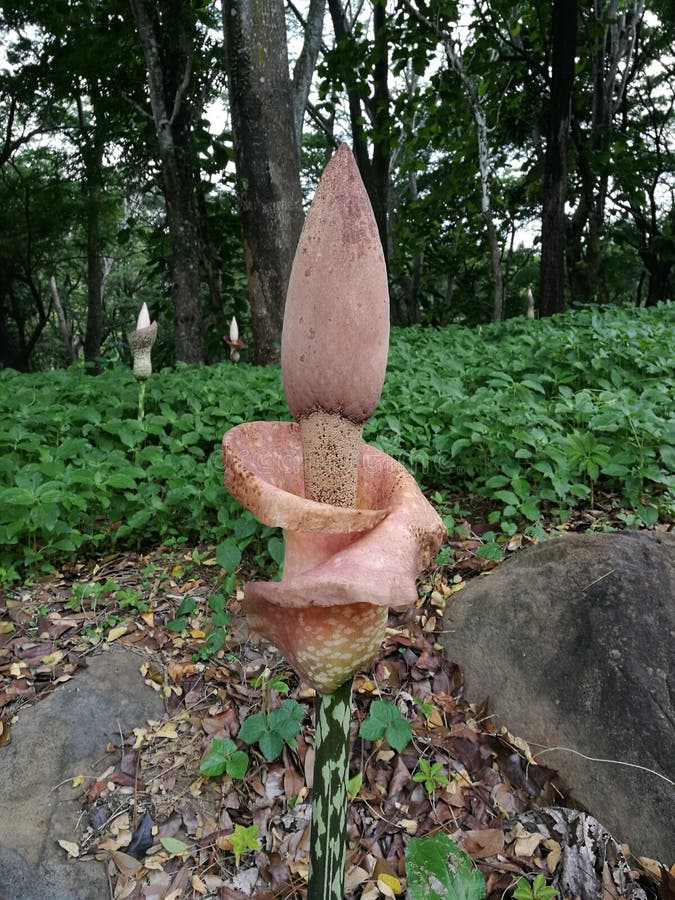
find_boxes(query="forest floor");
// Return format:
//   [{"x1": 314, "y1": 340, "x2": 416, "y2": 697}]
[{"x1": 0, "y1": 500, "x2": 673, "y2": 899}]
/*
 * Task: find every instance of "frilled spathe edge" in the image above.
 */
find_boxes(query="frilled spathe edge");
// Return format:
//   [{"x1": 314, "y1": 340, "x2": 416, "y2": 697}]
[
  {"x1": 222, "y1": 420, "x2": 445, "y2": 692},
  {"x1": 222, "y1": 421, "x2": 445, "y2": 610},
  {"x1": 223, "y1": 421, "x2": 388, "y2": 534}
]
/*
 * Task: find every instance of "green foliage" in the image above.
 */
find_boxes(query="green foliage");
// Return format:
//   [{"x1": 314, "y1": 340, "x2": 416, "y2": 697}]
[
  {"x1": 512, "y1": 874, "x2": 558, "y2": 900},
  {"x1": 238, "y1": 698, "x2": 305, "y2": 762},
  {"x1": 229, "y1": 824, "x2": 259, "y2": 867},
  {"x1": 358, "y1": 700, "x2": 412, "y2": 752},
  {"x1": 0, "y1": 359, "x2": 287, "y2": 578},
  {"x1": 199, "y1": 738, "x2": 249, "y2": 780},
  {"x1": 194, "y1": 591, "x2": 232, "y2": 660},
  {"x1": 115, "y1": 588, "x2": 148, "y2": 612},
  {"x1": 406, "y1": 832, "x2": 487, "y2": 900},
  {"x1": 0, "y1": 306, "x2": 673, "y2": 582},
  {"x1": 368, "y1": 305, "x2": 674, "y2": 527},
  {"x1": 164, "y1": 590, "x2": 232, "y2": 661},
  {"x1": 347, "y1": 770, "x2": 363, "y2": 800},
  {"x1": 165, "y1": 596, "x2": 197, "y2": 632},
  {"x1": 413, "y1": 758, "x2": 449, "y2": 793},
  {"x1": 66, "y1": 579, "x2": 118, "y2": 611}
]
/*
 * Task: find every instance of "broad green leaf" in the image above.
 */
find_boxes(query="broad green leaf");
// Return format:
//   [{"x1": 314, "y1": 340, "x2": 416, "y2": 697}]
[
  {"x1": 267, "y1": 536, "x2": 285, "y2": 567},
  {"x1": 230, "y1": 824, "x2": 259, "y2": 866},
  {"x1": 358, "y1": 716, "x2": 386, "y2": 742},
  {"x1": 176, "y1": 597, "x2": 197, "y2": 617},
  {"x1": 238, "y1": 713, "x2": 268, "y2": 745},
  {"x1": 258, "y1": 730, "x2": 283, "y2": 761},
  {"x1": 226, "y1": 749, "x2": 249, "y2": 780},
  {"x1": 268, "y1": 707, "x2": 302, "y2": 744},
  {"x1": 406, "y1": 832, "x2": 486, "y2": 900},
  {"x1": 281, "y1": 698, "x2": 305, "y2": 721},
  {"x1": 216, "y1": 540, "x2": 241, "y2": 573},
  {"x1": 385, "y1": 718, "x2": 412, "y2": 752},
  {"x1": 347, "y1": 771, "x2": 363, "y2": 799},
  {"x1": 519, "y1": 499, "x2": 540, "y2": 522}
]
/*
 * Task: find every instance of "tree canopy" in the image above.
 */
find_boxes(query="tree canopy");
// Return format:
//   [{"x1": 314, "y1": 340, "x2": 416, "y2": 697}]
[{"x1": 0, "y1": 0, "x2": 672, "y2": 370}]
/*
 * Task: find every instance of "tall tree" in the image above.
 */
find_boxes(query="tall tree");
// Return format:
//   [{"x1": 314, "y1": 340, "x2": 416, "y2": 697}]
[
  {"x1": 401, "y1": 0, "x2": 505, "y2": 322},
  {"x1": 222, "y1": 0, "x2": 305, "y2": 364},
  {"x1": 291, "y1": 0, "x2": 327, "y2": 150},
  {"x1": 131, "y1": 0, "x2": 205, "y2": 364},
  {"x1": 326, "y1": 0, "x2": 390, "y2": 269},
  {"x1": 77, "y1": 91, "x2": 106, "y2": 372},
  {"x1": 567, "y1": 0, "x2": 645, "y2": 303},
  {"x1": 539, "y1": 0, "x2": 577, "y2": 317}
]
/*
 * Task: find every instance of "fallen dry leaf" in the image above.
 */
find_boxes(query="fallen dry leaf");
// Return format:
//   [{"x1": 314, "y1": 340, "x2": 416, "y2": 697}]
[
  {"x1": 106, "y1": 624, "x2": 128, "y2": 642},
  {"x1": 57, "y1": 839, "x2": 80, "y2": 858},
  {"x1": 461, "y1": 828, "x2": 505, "y2": 858}
]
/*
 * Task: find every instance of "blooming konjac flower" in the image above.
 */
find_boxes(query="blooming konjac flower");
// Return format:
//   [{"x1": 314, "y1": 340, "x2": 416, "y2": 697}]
[{"x1": 222, "y1": 144, "x2": 444, "y2": 693}]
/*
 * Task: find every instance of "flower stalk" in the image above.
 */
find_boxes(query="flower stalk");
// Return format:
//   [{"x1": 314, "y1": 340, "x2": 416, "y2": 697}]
[{"x1": 308, "y1": 677, "x2": 353, "y2": 899}]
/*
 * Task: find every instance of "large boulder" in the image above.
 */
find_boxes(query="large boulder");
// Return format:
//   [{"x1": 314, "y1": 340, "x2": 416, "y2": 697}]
[
  {"x1": 441, "y1": 531, "x2": 675, "y2": 863},
  {"x1": 0, "y1": 646, "x2": 165, "y2": 900}
]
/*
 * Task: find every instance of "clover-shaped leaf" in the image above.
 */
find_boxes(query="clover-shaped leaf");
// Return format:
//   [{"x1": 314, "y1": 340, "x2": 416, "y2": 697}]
[
  {"x1": 199, "y1": 738, "x2": 249, "y2": 780},
  {"x1": 358, "y1": 699, "x2": 412, "y2": 752}
]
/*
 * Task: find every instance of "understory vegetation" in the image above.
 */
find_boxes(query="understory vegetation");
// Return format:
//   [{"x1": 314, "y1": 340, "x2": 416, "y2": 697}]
[{"x1": 1, "y1": 304, "x2": 673, "y2": 583}]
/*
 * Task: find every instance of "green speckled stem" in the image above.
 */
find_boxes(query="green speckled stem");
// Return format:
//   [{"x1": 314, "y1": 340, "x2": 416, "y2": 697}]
[
  {"x1": 308, "y1": 677, "x2": 353, "y2": 899},
  {"x1": 137, "y1": 379, "x2": 146, "y2": 422}
]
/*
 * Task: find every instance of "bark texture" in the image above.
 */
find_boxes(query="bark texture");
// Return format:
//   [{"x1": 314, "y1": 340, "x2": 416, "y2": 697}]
[
  {"x1": 327, "y1": 0, "x2": 390, "y2": 268},
  {"x1": 539, "y1": 0, "x2": 577, "y2": 318},
  {"x1": 223, "y1": 0, "x2": 305, "y2": 365},
  {"x1": 78, "y1": 94, "x2": 105, "y2": 373},
  {"x1": 131, "y1": 0, "x2": 204, "y2": 364},
  {"x1": 291, "y1": 0, "x2": 326, "y2": 149}
]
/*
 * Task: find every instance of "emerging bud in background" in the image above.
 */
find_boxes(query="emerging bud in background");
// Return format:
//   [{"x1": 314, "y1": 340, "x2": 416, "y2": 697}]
[
  {"x1": 223, "y1": 316, "x2": 246, "y2": 363},
  {"x1": 526, "y1": 287, "x2": 535, "y2": 319},
  {"x1": 127, "y1": 303, "x2": 157, "y2": 380}
]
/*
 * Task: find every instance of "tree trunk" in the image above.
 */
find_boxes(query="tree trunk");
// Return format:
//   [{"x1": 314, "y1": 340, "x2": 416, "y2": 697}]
[
  {"x1": 82, "y1": 146, "x2": 104, "y2": 372},
  {"x1": 371, "y1": 0, "x2": 390, "y2": 261},
  {"x1": 439, "y1": 22, "x2": 503, "y2": 321},
  {"x1": 566, "y1": 0, "x2": 644, "y2": 304},
  {"x1": 76, "y1": 93, "x2": 105, "y2": 373},
  {"x1": 539, "y1": 0, "x2": 577, "y2": 317},
  {"x1": 222, "y1": 0, "x2": 305, "y2": 365},
  {"x1": 49, "y1": 276, "x2": 79, "y2": 362},
  {"x1": 327, "y1": 0, "x2": 390, "y2": 265},
  {"x1": 131, "y1": 0, "x2": 204, "y2": 364},
  {"x1": 291, "y1": 0, "x2": 326, "y2": 149}
]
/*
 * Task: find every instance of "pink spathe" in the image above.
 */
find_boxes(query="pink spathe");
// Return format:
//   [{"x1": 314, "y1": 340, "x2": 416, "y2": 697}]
[{"x1": 222, "y1": 422, "x2": 444, "y2": 692}]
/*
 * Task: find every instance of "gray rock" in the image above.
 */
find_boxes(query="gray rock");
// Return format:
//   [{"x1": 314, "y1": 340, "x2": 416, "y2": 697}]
[
  {"x1": 0, "y1": 646, "x2": 165, "y2": 900},
  {"x1": 442, "y1": 531, "x2": 675, "y2": 863}
]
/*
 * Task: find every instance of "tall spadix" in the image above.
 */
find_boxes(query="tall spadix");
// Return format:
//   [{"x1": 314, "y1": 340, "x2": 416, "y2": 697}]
[{"x1": 281, "y1": 143, "x2": 389, "y2": 508}]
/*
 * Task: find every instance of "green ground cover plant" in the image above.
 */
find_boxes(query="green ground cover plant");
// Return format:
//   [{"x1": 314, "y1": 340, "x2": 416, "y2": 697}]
[
  {"x1": 1, "y1": 305, "x2": 672, "y2": 582},
  {"x1": 405, "y1": 832, "x2": 487, "y2": 900}
]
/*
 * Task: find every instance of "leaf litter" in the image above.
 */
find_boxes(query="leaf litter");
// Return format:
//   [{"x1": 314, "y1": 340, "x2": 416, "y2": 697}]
[{"x1": 0, "y1": 531, "x2": 671, "y2": 899}]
